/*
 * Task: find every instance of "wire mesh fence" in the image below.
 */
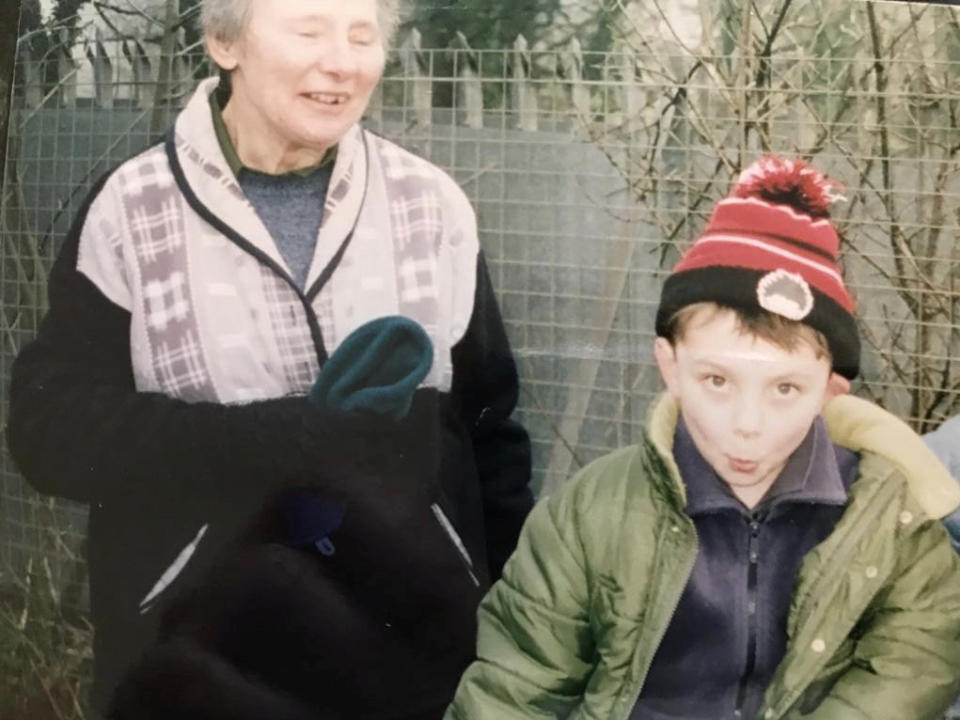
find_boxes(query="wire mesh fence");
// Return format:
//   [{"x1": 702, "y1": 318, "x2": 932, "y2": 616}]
[{"x1": 2, "y1": 0, "x2": 959, "y2": 624}]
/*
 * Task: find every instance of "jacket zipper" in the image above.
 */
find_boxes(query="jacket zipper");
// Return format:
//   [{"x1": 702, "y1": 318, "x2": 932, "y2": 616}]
[
  {"x1": 735, "y1": 510, "x2": 766, "y2": 717},
  {"x1": 431, "y1": 503, "x2": 480, "y2": 588},
  {"x1": 614, "y1": 515, "x2": 699, "y2": 720}
]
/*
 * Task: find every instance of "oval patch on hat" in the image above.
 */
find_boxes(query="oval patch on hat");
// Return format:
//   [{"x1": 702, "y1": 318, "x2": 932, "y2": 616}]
[{"x1": 756, "y1": 269, "x2": 814, "y2": 321}]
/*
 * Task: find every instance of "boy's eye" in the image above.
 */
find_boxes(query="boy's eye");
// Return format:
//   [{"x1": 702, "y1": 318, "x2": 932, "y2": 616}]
[
  {"x1": 704, "y1": 374, "x2": 727, "y2": 389},
  {"x1": 776, "y1": 382, "x2": 799, "y2": 396}
]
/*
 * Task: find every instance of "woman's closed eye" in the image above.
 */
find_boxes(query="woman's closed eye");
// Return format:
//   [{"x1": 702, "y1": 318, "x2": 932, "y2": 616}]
[
  {"x1": 294, "y1": 25, "x2": 324, "y2": 39},
  {"x1": 349, "y1": 30, "x2": 377, "y2": 45}
]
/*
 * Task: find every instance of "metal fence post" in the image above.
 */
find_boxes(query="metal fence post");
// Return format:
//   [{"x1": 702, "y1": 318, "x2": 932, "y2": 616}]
[
  {"x1": 173, "y1": 27, "x2": 193, "y2": 102},
  {"x1": 450, "y1": 31, "x2": 483, "y2": 129},
  {"x1": 620, "y1": 46, "x2": 641, "y2": 135},
  {"x1": 124, "y1": 38, "x2": 153, "y2": 110},
  {"x1": 561, "y1": 36, "x2": 591, "y2": 127},
  {"x1": 401, "y1": 28, "x2": 432, "y2": 128},
  {"x1": 151, "y1": 0, "x2": 181, "y2": 137},
  {"x1": 57, "y1": 29, "x2": 77, "y2": 108},
  {"x1": 512, "y1": 34, "x2": 538, "y2": 131},
  {"x1": 87, "y1": 27, "x2": 114, "y2": 109},
  {"x1": 22, "y1": 41, "x2": 42, "y2": 110},
  {"x1": 602, "y1": 48, "x2": 621, "y2": 131}
]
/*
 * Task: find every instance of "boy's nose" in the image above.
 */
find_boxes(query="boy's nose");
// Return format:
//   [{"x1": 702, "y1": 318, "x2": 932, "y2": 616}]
[{"x1": 731, "y1": 400, "x2": 763, "y2": 438}]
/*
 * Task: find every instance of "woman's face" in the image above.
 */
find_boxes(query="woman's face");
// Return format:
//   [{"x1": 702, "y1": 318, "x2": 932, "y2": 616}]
[{"x1": 211, "y1": 0, "x2": 386, "y2": 159}]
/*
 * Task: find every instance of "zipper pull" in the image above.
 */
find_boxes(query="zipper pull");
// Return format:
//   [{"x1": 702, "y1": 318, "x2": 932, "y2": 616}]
[{"x1": 315, "y1": 536, "x2": 336, "y2": 556}]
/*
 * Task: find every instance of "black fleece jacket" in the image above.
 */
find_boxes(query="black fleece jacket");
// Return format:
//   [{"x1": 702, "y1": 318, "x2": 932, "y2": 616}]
[{"x1": 7, "y1": 165, "x2": 532, "y2": 716}]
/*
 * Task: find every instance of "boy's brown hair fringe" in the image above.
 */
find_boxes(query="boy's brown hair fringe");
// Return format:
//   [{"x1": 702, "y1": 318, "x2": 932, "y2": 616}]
[{"x1": 664, "y1": 302, "x2": 832, "y2": 360}]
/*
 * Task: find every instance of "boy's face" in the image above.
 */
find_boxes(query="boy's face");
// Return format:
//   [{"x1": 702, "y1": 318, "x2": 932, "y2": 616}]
[{"x1": 654, "y1": 307, "x2": 850, "y2": 507}]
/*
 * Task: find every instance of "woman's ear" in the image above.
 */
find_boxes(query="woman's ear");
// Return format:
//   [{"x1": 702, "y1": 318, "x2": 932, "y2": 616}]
[
  {"x1": 654, "y1": 337, "x2": 681, "y2": 397},
  {"x1": 205, "y1": 31, "x2": 240, "y2": 72}
]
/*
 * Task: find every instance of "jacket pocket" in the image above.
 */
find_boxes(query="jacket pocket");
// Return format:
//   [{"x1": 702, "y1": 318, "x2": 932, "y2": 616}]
[
  {"x1": 431, "y1": 502, "x2": 481, "y2": 588},
  {"x1": 791, "y1": 636, "x2": 855, "y2": 714},
  {"x1": 139, "y1": 524, "x2": 209, "y2": 615}
]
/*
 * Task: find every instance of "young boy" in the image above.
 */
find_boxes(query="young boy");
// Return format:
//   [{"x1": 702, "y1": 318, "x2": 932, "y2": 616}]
[{"x1": 446, "y1": 157, "x2": 960, "y2": 720}]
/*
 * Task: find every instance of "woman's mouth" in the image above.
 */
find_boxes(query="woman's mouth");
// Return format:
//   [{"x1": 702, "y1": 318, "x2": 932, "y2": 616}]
[{"x1": 304, "y1": 92, "x2": 349, "y2": 106}]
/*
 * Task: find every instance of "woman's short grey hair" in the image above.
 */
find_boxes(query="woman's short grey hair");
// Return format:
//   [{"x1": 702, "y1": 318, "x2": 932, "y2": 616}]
[{"x1": 201, "y1": 0, "x2": 401, "y2": 47}]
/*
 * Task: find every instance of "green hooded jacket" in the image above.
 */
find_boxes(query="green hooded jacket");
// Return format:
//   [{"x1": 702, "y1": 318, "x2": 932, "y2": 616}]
[{"x1": 447, "y1": 394, "x2": 960, "y2": 720}]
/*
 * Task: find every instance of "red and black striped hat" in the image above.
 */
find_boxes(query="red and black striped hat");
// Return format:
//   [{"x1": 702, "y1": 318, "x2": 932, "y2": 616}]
[{"x1": 655, "y1": 156, "x2": 860, "y2": 379}]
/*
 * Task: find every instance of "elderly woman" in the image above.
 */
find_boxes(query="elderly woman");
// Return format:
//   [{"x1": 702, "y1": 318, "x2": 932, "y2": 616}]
[{"x1": 7, "y1": 0, "x2": 531, "y2": 716}]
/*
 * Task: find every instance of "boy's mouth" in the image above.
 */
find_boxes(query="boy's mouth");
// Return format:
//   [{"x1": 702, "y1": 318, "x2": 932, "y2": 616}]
[{"x1": 726, "y1": 456, "x2": 758, "y2": 474}]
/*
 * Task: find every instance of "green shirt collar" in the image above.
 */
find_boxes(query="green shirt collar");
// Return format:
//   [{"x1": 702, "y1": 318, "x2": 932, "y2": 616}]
[{"x1": 209, "y1": 91, "x2": 336, "y2": 178}]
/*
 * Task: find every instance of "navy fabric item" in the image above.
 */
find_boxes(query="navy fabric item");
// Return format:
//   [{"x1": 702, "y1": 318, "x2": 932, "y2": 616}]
[
  {"x1": 309, "y1": 315, "x2": 434, "y2": 421},
  {"x1": 632, "y1": 416, "x2": 860, "y2": 720},
  {"x1": 276, "y1": 489, "x2": 347, "y2": 548},
  {"x1": 295, "y1": 316, "x2": 434, "y2": 554},
  {"x1": 238, "y1": 165, "x2": 332, "y2": 290}
]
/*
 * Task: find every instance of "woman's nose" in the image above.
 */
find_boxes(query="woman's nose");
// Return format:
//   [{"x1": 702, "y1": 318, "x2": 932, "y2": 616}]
[{"x1": 317, "y1": 36, "x2": 356, "y2": 77}]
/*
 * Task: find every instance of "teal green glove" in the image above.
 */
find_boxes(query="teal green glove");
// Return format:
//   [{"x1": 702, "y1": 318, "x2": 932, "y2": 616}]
[{"x1": 308, "y1": 315, "x2": 434, "y2": 422}]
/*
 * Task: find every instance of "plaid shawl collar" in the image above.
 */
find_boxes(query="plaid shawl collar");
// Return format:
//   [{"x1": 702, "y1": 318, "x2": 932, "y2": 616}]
[{"x1": 171, "y1": 78, "x2": 367, "y2": 292}]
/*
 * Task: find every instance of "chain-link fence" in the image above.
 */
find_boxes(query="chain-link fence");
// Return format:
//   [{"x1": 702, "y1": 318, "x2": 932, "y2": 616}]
[{"x1": 2, "y1": 0, "x2": 960, "y2": 716}]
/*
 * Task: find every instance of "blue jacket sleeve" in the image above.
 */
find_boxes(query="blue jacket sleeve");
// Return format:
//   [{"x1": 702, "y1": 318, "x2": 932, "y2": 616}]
[{"x1": 924, "y1": 416, "x2": 960, "y2": 551}]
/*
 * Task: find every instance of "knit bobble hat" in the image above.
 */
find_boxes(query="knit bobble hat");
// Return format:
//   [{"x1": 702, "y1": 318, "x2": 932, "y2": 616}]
[{"x1": 654, "y1": 156, "x2": 860, "y2": 380}]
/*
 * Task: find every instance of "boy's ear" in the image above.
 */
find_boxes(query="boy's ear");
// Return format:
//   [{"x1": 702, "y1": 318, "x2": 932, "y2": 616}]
[
  {"x1": 823, "y1": 372, "x2": 851, "y2": 406},
  {"x1": 654, "y1": 337, "x2": 680, "y2": 397},
  {"x1": 205, "y1": 32, "x2": 240, "y2": 72}
]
